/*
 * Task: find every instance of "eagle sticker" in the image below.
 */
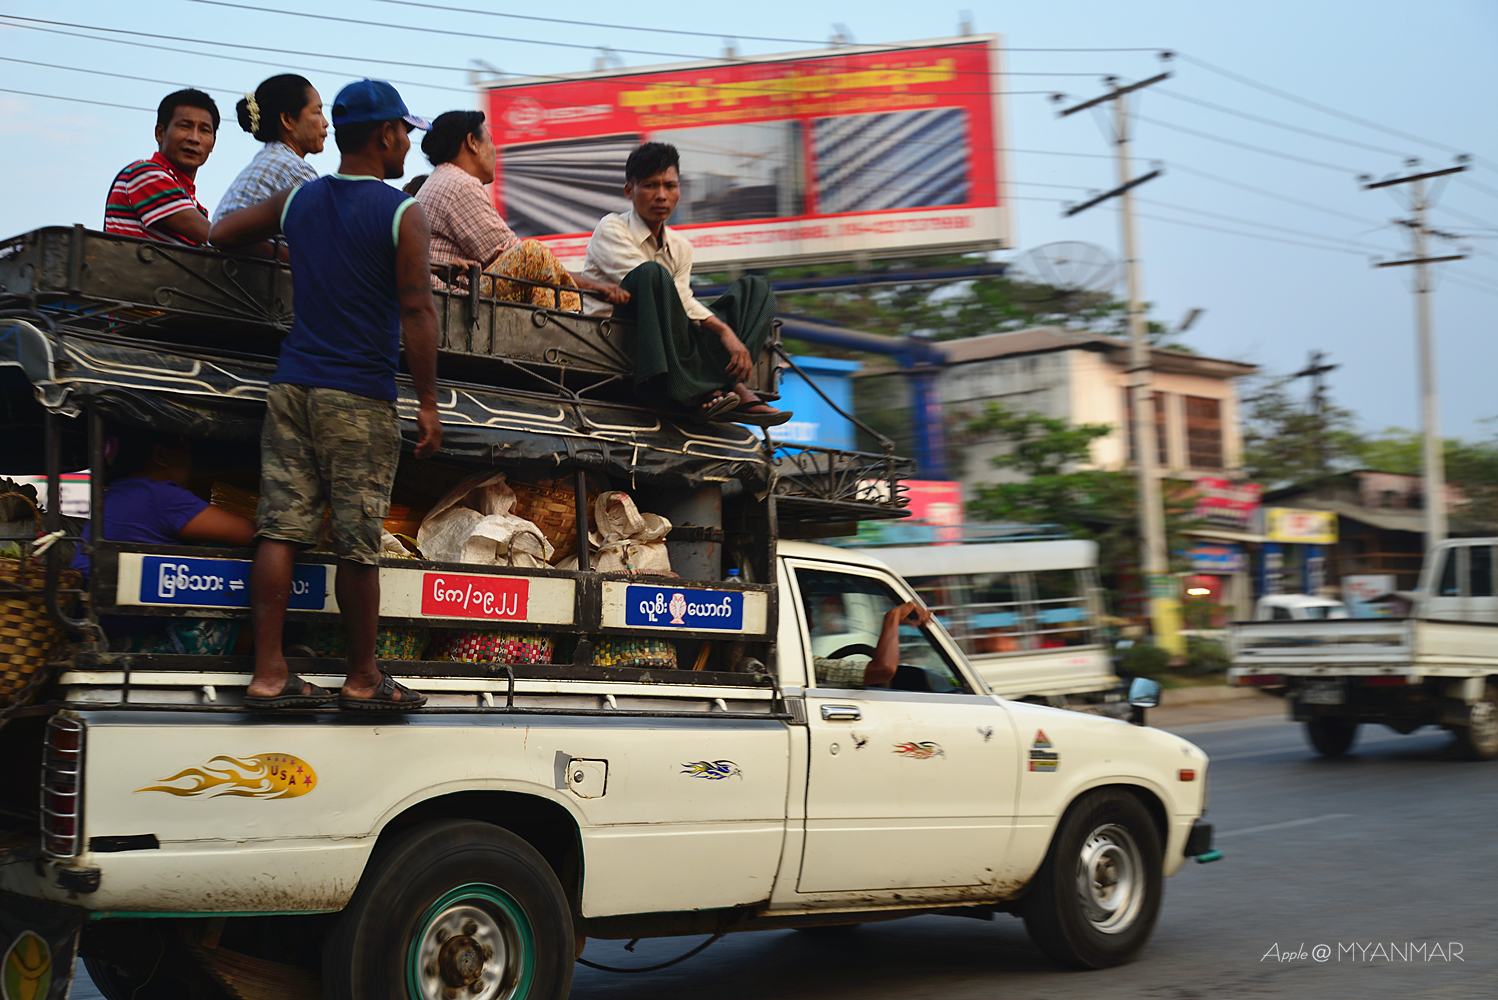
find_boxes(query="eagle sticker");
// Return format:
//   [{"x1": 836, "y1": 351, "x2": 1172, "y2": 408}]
[{"x1": 1029, "y1": 730, "x2": 1059, "y2": 772}]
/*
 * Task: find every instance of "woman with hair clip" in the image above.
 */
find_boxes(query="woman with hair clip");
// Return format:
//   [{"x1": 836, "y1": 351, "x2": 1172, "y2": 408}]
[
  {"x1": 214, "y1": 74, "x2": 327, "y2": 220},
  {"x1": 415, "y1": 109, "x2": 627, "y2": 311}
]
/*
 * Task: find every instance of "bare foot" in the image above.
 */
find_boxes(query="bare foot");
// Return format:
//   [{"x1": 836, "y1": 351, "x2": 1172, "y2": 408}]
[{"x1": 732, "y1": 384, "x2": 780, "y2": 415}]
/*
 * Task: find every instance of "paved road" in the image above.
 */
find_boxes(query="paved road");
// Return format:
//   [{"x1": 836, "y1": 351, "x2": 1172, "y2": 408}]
[{"x1": 73, "y1": 715, "x2": 1496, "y2": 999}]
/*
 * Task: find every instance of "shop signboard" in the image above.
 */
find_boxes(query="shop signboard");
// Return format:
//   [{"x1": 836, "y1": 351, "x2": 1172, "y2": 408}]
[
  {"x1": 1186, "y1": 542, "x2": 1246, "y2": 574},
  {"x1": 1190, "y1": 477, "x2": 1262, "y2": 532},
  {"x1": 1265, "y1": 507, "x2": 1338, "y2": 545},
  {"x1": 485, "y1": 36, "x2": 1009, "y2": 269},
  {"x1": 1343, "y1": 573, "x2": 1399, "y2": 618}
]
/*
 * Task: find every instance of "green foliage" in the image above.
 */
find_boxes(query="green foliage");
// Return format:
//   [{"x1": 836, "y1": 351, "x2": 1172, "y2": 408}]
[
  {"x1": 964, "y1": 403, "x2": 1197, "y2": 579},
  {"x1": 1183, "y1": 635, "x2": 1230, "y2": 676},
  {"x1": 1240, "y1": 375, "x2": 1363, "y2": 489},
  {"x1": 1121, "y1": 642, "x2": 1172, "y2": 681}
]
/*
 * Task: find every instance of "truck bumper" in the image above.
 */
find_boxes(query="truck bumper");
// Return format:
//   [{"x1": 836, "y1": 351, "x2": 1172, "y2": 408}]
[
  {"x1": 1, "y1": 890, "x2": 83, "y2": 1000},
  {"x1": 1183, "y1": 820, "x2": 1218, "y2": 862}
]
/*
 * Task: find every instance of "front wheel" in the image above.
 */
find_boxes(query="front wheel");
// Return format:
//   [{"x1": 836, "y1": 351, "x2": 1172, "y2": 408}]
[
  {"x1": 1306, "y1": 717, "x2": 1358, "y2": 757},
  {"x1": 1453, "y1": 684, "x2": 1498, "y2": 761},
  {"x1": 322, "y1": 820, "x2": 574, "y2": 1000},
  {"x1": 1022, "y1": 788, "x2": 1163, "y2": 969}
]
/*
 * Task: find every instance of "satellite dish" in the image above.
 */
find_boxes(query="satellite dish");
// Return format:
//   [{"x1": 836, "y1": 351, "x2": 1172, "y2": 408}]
[{"x1": 1007, "y1": 242, "x2": 1119, "y2": 294}]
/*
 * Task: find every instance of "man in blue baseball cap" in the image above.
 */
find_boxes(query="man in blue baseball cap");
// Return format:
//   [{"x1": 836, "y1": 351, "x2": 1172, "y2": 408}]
[{"x1": 210, "y1": 81, "x2": 440, "y2": 712}]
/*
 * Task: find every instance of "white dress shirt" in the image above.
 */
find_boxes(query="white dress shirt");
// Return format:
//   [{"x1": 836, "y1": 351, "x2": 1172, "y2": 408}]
[{"x1": 580, "y1": 208, "x2": 711, "y2": 321}]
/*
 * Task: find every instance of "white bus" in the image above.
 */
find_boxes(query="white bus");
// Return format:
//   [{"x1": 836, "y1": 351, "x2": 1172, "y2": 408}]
[{"x1": 858, "y1": 529, "x2": 1120, "y2": 708}]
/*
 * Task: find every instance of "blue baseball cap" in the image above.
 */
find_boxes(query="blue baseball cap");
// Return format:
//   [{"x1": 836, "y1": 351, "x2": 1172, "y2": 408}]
[{"x1": 331, "y1": 80, "x2": 430, "y2": 131}]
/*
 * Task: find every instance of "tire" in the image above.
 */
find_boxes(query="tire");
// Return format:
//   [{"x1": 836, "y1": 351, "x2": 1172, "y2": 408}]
[
  {"x1": 82, "y1": 925, "x2": 234, "y2": 1000},
  {"x1": 322, "y1": 820, "x2": 574, "y2": 1000},
  {"x1": 1306, "y1": 717, "x2": 1359, "y2": 757},
  {"x1": 1022, "y1": 788, "x2": 1163, "y2": 969},
  {"x1": 1454, "y1": 684, "x2": 1498, "y2": 761}
]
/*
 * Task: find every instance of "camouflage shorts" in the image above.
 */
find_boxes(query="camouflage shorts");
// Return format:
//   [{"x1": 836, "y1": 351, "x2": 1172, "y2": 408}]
[{"x1": 258, "y1": 384, "x2": 401, "y2": 564}]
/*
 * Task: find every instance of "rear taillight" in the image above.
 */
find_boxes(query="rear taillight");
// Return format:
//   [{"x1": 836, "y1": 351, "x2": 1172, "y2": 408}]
[
  {"x1": 41, "y1": 717, "x2": 85, "y2": 858},
  {"x1": 1362, "y1": 675, "x2": 1409, "y2": 686},
  {"x1": 1237, "y1": 674, "x2": 1283, "y2": 686}
]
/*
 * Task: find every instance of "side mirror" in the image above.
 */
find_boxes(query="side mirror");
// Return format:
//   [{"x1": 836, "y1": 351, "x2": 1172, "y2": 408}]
[{"x1": 1128, "y1": 676, "x2": 1161, "y2": 709}]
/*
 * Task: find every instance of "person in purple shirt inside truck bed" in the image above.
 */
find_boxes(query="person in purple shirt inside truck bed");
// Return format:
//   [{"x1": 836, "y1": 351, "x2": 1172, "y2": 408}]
[{"x1": 73, "y1": 430, "x2": 255, "y2": 650}]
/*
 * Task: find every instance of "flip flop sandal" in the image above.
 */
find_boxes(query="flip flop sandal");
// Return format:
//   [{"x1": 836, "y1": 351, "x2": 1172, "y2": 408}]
[
  {"x1": 339, "y1": 672, "x2": 428, "y2": 711},
  {"x1": 693, "y1": 393, "x2": 740, "y2": 422},
  {"x1": 720, "y1": 404, "x2": 794, "y2": 427},
  {"x1": 243, "y1": 673, "x2": 337, "y2": 710}
]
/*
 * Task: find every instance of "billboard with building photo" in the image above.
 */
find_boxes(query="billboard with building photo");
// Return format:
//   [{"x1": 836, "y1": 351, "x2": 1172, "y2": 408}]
[{"x1": 484, "y1": 36, "x2": 1010, "y2": 269}]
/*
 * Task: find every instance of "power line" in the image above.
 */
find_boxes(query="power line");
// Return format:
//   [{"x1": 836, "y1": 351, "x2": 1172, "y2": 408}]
[
  {"x1": 1135, "y1": 197, "x2": 1398, "y2": 253},
  {"x1": 1444, "y1": 276, "x2": 1498, "y2": 298},
  {"x1": 1135, "y1": 114, "x2": 1363, "y2": 174},
  {"x1": 0, "y1": 86, "x2": 152, "y2": 112},
  {"x1": 1457, "y1": 175, "x2": 1498, "y2": 202},
  {"x1": 1153, "y1": 87, "x2": 1412, "y2": 159},
  {"x1": 1174, "y1": 52, "x2": 1491, "y2": 172},
  {"x1": 1132, "y1": 208, "x2": 1387, "y2": 257},
  {"x1": 1434, "y1": 203, "x2": 1498, "y2": 232},
  {"x1": 0, "y1": 55, "x2": 232, "y2": 95},
  {"x1": 1162, "y1": 160, "x2": 1386, "y2": 228}
]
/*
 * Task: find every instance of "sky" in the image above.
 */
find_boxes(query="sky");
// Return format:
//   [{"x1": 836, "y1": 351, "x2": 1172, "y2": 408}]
[{"x1": 2, "y1": 0, "x2": 1496, "y2": 440}]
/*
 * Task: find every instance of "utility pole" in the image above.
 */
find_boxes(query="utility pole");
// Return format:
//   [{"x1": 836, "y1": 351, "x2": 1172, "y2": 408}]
[
  {"x1": 1059, "y1": 71, "x2": 1182, "y2": 656},
  {"x1": 1364, "y1": 159, "x2": 1468, "y2": 548},
  {"x1": 1291, "y1": 350, "x2": 1338, "y2": 476}
]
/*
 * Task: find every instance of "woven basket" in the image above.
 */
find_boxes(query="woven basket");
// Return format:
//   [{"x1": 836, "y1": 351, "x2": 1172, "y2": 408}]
[
  {"x1": 291, "y1": 624, "x2": 429, "y2": 660},
  {"x1": 1, "y1": 493, "x2": 81, "y2": 708},
  {"x1": 592, "y1": 636, "x2": 677, "y2": 669},
  {"x1": 509, "y1": 479, "x2": 591, "y2": 562},
  {"x1": 428, "y1": 629, "x2": 555, "y2": 665}
]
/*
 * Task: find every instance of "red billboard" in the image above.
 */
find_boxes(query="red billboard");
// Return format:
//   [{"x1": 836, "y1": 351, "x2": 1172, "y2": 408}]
[{"x1": 485, "y1": 36, "x2": 1010, "y2": 269}]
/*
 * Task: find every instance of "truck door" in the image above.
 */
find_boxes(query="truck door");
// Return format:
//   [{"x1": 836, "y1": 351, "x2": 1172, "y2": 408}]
[{"x1": 787, "y1": 560, "x2": 1019, "y2": 895}]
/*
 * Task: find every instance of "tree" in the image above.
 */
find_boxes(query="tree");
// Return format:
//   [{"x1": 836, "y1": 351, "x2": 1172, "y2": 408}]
[
  {"x1": 1240, "y1": 375, "x2": 1363, "y2": 489},
  {"x1": 963, "y1": 404, "x2": 1196, "y2": 581}
]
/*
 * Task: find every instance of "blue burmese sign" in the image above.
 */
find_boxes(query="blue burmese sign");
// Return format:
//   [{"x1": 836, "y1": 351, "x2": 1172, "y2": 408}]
[
  {"x1": 139, "y1": 555, "x2": 326, "y2": 610},
  {"x1": 771, "y1": 356, "x2": 862, "y2": 450},
  {"x1": 625, "y1": 585, "x2": 745, "y2": 630}
]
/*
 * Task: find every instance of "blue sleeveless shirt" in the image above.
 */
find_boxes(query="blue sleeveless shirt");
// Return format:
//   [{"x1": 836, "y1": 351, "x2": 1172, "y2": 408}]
[{"x1": 275, "y1": 174, "x2": 416, "y2": 400}]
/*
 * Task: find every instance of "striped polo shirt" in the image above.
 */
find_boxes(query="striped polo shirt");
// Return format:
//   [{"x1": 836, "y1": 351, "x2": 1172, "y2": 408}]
[{"x1": 103, "y1": 152, "x2": 208, "y2": 245}]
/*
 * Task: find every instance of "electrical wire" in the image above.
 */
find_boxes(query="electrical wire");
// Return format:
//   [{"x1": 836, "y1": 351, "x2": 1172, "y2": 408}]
[
  {"x1": 1444, "y1": 275, "x2": 1498, "y2": 298},
  {"x1": 0, "y1": 86, "x2": 152, "y2": 112},
  {"x1": 1135, "y1": 197, "x2": 1397, "y2": 253},
  {"x1": 1134, "y1": 114, "x2": 1363, "y2": 175},
  {"x1": 1153, "y1": 87, "x2": 1412, "y2": 159},
  {"x1": 1161, "y1": 161, "x2": 1387, "y2": 228},
  {"x1": 0, "y1": 55, "x2": 234, "y2": 96},
  {"x1": 1174, "y1": 52, "x2": 1491, "y2": 173},
  {"x1": 1131, "y1": 209, "x2": 1390, "y2": 257},
  {"x1": 1457, "y1": 175, "x2": 1498, "y2": 202}
]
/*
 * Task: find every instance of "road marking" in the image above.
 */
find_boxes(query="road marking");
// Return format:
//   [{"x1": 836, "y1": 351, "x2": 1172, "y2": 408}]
[{"x1": 1217, "y1": 813, "x2": 1354, "y2": 838}]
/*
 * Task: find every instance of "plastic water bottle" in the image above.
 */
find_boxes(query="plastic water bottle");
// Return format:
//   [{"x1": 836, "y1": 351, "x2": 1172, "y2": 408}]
[{"x1": 725, "y1": 568, "x2": 740, "y2": 583}]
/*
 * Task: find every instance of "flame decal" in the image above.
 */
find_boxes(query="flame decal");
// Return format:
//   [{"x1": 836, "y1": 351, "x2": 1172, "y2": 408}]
[
  {"x1": 680, "y1": 760, "x2": 742, "y2": 780},
  {"x1": 136, "y1": 753, "x2": 317, "y2": 799},
  {"x1": 893, "y1": 741, "x2": 945, "y2": 759}
]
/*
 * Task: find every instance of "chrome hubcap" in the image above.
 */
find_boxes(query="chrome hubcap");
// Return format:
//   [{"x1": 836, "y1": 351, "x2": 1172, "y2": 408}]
[
  {"x1": 414, "y1": 903, "x2": 518, "y2": 1000},
  {"x1": 1075, "y1": 823, "x2": 1144, "y2": 934}
]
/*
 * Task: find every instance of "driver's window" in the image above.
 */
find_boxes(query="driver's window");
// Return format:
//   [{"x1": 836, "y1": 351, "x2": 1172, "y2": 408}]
[{"x1": 797, "y1": 567, "x2": 969, "y2": 694}]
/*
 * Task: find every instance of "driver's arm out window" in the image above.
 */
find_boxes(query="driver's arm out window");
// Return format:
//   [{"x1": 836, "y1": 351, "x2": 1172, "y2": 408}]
[{"x1": 797, "y1": 567, "x2": 969, "y2": 693}]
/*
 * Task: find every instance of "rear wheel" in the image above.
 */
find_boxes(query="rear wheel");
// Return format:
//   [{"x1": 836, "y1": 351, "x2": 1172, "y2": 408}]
[
  {"x1": 1453, "y1": 684, "x2": 1498, "y2": 761},
  {"x1": 1022, "y1": 788, "x2": 1163, "y2": 969},
  {"x1": 322, "y1": 820, "x2": 574, "y2": 1000},
  {"x1": 1306, "y1": 717, "x2": 1359, "y2": 757}
]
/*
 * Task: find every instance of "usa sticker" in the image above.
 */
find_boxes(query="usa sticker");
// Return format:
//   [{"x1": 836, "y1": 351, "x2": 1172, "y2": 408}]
[
  {"x1": 1029, "y1": 729, "x2": 1059, "y2": 772},
  {"x1": 139, "y1": 555, "x2": 325, "y2": 610},
  {"x1": 624, "y1": 585, "x2": 744, "y2": 630}
]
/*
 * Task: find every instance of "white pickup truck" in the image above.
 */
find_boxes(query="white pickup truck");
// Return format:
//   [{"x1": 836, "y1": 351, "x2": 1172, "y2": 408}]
[
  {"x1": 0, "y1": 540, "x2": 1217, "y2": 999},
  {"x1": 0, "y1": 228, "x2": 1215, "y2": 1000},
  {"x1": 1229, "y1": 537, "x2": 1498, "y2": 760}
]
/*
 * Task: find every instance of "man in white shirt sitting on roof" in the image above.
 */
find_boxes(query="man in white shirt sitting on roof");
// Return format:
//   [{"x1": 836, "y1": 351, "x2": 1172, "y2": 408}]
[{"x1": 579, "y1": 142, "x2": 790, "y2": 427}]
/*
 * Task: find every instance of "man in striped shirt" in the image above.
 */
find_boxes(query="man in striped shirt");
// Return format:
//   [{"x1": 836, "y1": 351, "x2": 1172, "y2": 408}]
[{"x1": 104, "y1": 89, "x2": 219, "y2": 246}]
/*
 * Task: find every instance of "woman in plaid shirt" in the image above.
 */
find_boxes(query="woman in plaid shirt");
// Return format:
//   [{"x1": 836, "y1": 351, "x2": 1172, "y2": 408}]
[
  {"x1": 214, "y1": 74, "x2": 327, "y2": 221},
  {"x1": 415, "y1": 110, "x2": 627, "y2": 311}
]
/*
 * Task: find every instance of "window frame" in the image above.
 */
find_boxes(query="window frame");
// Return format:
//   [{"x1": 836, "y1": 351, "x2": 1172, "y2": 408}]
[{"x1": 785, "y1": 558, "x2": 987, "y2": 697}]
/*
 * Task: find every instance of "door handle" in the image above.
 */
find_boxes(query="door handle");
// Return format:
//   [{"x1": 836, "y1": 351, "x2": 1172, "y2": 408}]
[{"x1": 821, "y1": 704, "x2": 861, "y2": 721}]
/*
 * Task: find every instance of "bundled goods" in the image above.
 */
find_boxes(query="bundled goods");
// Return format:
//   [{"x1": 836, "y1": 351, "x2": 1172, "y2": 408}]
[
  {"x1": 591, "y1": 636, "x2": 677, "y2": 669},
  {"x1": 417, "y1": 472, "x2": 554, "y2": 569},
  {"x1": 1, "y1": 491, "x2": 81, "y2": 709},
  {"x1": 379, "y1": 530, "x2": 423, "y2": 559},
  {"x1": 428, "y1": 629, "x2": 555, "y2": 664},
  {"x1": 588, "y1": 492, "x2": 672, "y2": 576}
]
